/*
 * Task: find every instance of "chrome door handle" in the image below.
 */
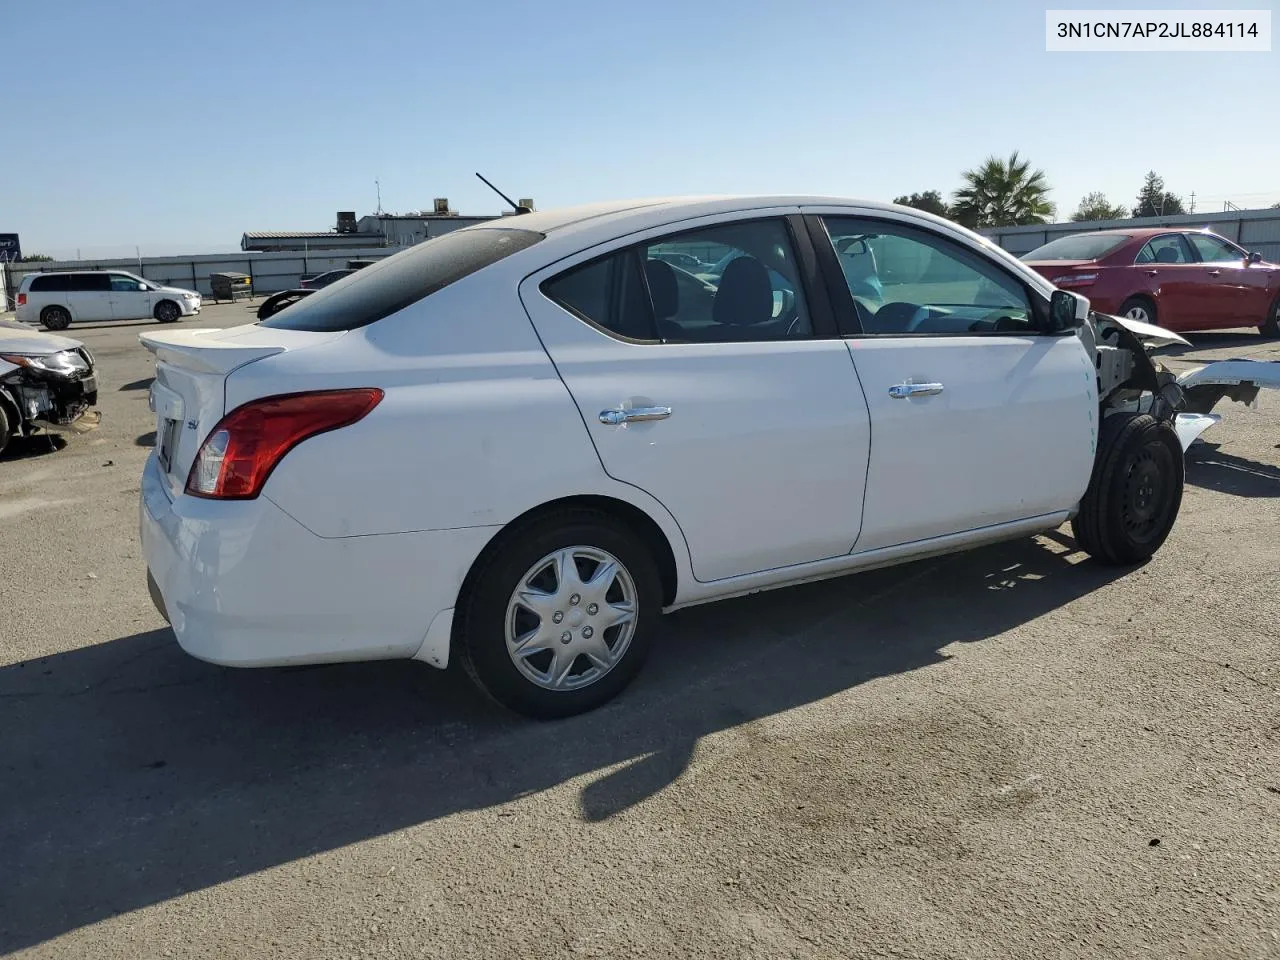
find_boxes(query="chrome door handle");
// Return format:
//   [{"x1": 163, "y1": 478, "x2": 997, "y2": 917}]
[
  {"x1": 1207, "y1": 269, "x2": 1221, "y2": 276},
  {"x1": 598, "y1": 405, "x2": 672, "y2": 425},
  {"x1": 1146, "y1": 270, "x2": 1159, "y2": 276},
  {"x1": 888, "y1": 382, "x2": 944, "y2": 399}
]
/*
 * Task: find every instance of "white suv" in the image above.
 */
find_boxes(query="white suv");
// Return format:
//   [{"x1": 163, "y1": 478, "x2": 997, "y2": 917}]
[{"x1": 16, "y1": 271, "x2": 202, "y2": 330}]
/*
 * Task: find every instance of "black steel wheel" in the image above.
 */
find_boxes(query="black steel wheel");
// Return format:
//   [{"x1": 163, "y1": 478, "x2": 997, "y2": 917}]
[{"x1": 1072, "y1": 412, "x2": 1184, "y2": 565}]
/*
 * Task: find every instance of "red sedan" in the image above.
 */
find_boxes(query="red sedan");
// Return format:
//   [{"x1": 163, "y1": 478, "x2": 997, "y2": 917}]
[{"x1": 1022, "y1": 228, "x2": 1280, "y2": 336}]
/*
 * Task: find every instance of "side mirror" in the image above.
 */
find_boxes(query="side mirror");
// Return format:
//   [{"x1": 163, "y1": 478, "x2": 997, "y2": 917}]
[
  {"x1": 1049, "y1": 289, "x2": 1089, "y2": 332},
  {"x1": 1248, "y1": 251, "x2": 1263, "y2": 264}
]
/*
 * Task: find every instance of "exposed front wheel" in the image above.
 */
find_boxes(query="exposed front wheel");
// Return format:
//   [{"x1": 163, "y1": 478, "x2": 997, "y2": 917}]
[
  {"x1": 154, "y1": 300, "x2": 181, "y2": 323},
  {"x1": 41, "y1": 306, "x2": 72, "y2": 331},
  {"x1": 1118, "y1": 296, "x2": 1156, "y2": 327},
  {"x1": 0, "y1": 401, "x2": 11, "y2": 457},
  {"x1": 456, "y1": 509, "x2": 662, "y2": 719},
  {"x1": 1261, "y1": 295, "x2": 1280, "y2": 338},
  {"x1": 1071, "y1": 413, "x2": 1184, "y2": 565}
]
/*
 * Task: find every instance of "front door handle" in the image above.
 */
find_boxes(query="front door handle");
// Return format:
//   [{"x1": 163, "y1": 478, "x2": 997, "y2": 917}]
[
  {"x1": 1207, "y1": 269, "x2": 1221, "y2": 276},
  {"x1": 888, "y1": 382, "x2": 944, "y2": 399},
  {"x1": 1146, "y1": 269, "x2": 1159, "y2": 277},
  {"x1": 598, "y1": 405, "x2": 672, "y2": 425}
]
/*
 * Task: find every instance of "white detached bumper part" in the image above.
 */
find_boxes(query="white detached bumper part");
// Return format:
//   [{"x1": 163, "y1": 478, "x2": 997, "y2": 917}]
[{"x1": 140, "y1": 454, "x2": 493, "y2": 669}]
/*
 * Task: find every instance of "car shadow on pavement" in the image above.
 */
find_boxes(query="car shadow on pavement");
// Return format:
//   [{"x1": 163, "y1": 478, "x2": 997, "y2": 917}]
[
  {"x1": 0, "y1": 533, "x2": 1126, "y2": 953},
  {"x1": 119, "y1": 376, "x2": 154, "y2": 391},
  {"x1": 1186, "y1": 442, "x2": 1280, "y2": 497},
  {"x1": 0, "y1": 433, "x2": 68, "y2": 462}
]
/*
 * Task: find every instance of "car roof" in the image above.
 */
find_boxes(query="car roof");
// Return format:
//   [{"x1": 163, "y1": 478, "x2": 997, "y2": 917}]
[
  {"x1": 1061, "y1": 227, "x2": 1217, "y2": 239},
  {"x1": 472, "y1": 195, "x2": 936, "y2": 236}
]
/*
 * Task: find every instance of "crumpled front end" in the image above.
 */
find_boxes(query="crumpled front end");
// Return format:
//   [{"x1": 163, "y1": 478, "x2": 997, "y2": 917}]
[
  {"x1": 1084, "y1": 311, "x2": 1280, "y2": 452},
  {"x1": 0, "y1": 347, "x2": 99, "y2": 438}
]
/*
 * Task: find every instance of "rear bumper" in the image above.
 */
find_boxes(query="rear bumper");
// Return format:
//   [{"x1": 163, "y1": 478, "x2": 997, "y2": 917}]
[{"x1": 139, "y1": 454, "x2": 494, "y2": 669}]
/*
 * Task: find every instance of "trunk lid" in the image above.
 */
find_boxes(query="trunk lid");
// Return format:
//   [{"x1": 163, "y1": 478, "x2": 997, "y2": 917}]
[{"x1": 138, "y1": 324, "x2": 346, "y2": 496}]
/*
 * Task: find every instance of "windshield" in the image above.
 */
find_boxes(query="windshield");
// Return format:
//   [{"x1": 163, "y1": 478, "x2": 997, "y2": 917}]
[
  {"x1": 1022, "y1": 234, "x2": 1131, "y2": 261},
  {"x1": 260, "y1": 227, "x2": 544, "y2": 332}
]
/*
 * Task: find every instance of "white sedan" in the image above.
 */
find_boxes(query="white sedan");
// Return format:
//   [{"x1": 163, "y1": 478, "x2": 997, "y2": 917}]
[{"x1": 139, "y1": 196, "x2": 1213, "y2": 719}]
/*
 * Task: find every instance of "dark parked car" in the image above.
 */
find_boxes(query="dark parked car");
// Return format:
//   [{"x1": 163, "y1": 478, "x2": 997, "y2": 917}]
[
  {"x1": 298, "y1": 269, "x2": 356, "y2": 290},
  {"x1": 1022, "y1": 228, "x2": 1280, "y2": 336}
]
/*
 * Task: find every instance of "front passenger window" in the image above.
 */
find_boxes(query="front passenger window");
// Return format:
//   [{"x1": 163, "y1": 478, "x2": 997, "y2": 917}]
[{"x1": 821, "y1": 217, "x2": 1035, "y2": 335}]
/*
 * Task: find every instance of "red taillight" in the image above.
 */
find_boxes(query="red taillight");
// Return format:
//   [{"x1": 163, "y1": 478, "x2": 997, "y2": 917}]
[
  {"x1": 1051, "y1": 272, "x2": 1098, "y2": 289},
  {"x1": 185, "y1": 389, "x2": 383, "y2": 500},
  {"x1": 16, "y1": 293, "x2": 26, "y2": 306}
]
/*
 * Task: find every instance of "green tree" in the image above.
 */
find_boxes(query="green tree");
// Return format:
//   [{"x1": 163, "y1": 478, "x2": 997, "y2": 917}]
[
  {"x1": 1133, "y1": 171, "x2": 1186, "y2": 218},
  {"x1": 1071, "y1": 192, "x2": 1127, "y2": 222},
  {"x1": 951, "y1": 151, "x2": 1055, "y2": 228},
  {"x1": 892, "y1": 190, "x2": 950, "y2": 217}
]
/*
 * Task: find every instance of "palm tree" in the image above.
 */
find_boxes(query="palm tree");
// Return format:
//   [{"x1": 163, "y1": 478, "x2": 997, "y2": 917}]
[{"x1": 951, "y1": 151, "x2": 1055, "y2": 228}]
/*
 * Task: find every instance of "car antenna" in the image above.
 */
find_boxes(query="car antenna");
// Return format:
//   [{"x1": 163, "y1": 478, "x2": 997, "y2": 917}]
[{"x1": 475, "y1": 172, "x2": 531, "y2": 215}]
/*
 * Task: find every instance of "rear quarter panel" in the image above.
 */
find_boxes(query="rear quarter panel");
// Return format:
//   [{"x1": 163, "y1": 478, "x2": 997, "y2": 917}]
[{"x1": 230, "y1": 273, "x2": 693, "y2": 582}]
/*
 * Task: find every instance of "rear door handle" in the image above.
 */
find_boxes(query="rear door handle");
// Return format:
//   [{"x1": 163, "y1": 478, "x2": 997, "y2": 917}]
[
  {"x1": 1146, "y1": 270, "x2": 1159, "y2": 277},
  {"x1": 1207, "y1": 269, "x2": 1222, "y2": 276},
  {"x1": 598, "y1": 405, "x2": 672, "y2": 425},
  {"x1": 888, "y1": 382, "x2": 944, "y2": 399}
]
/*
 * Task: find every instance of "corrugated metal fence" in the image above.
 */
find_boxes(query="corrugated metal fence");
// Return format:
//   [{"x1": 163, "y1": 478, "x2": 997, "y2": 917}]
[
  {"x1": 2, "y1": 246, "x2": 395, "y2": 310},
  {"x1": 6, "y1": 207, "x2": 1279, "y2": 311},
  {"x1": 980, "y1": 206, "x2": 1280, "y2": 260}
]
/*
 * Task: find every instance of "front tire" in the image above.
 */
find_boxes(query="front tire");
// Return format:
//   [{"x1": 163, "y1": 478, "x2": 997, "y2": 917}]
[
  {"x1": 41, "y1": 306, "x2": 72, "y2": 331},
  {"x1": 154, "y1": 300, "x2": 181, "y2": 323},
  {"x1": 1261, "y1": 295, "x2": 1280, "y2": 338},
  {"x1": 456, "y1": 509, "x2": 662, "y2": 719},
  {"x1": 0, "y1": 401, "x2": 12, "y2": 457},
  {"x1": 1072, "y1": 412, "x2": 1184, "y2": 565},
  {"x1": 1118, "y1": 296, "x2": 1157, "y2": 327}
]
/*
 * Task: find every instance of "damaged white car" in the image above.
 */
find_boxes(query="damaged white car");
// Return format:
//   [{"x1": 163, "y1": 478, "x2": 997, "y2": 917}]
[
  {"x1": 138, "y1": 197, "x2": 1279, "y2": 718},
  {"x1": 0, "y1": 320, "x2": 98, "y2": 457}
]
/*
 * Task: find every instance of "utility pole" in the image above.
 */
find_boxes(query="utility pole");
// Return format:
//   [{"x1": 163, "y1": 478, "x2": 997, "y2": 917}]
[{"x1": 1189, "y1": 191, "x2": 1195, "y2": 214}]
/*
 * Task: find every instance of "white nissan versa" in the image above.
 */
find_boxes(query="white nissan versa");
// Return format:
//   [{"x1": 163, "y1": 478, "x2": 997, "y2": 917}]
[{"x1": 139, "y1": 196, "x2": 1221, "y2": 719}]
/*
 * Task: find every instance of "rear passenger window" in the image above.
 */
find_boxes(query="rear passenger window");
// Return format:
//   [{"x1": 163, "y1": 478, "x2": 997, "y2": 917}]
[
  {"x1": 1135, "y1": 235, "x2": 1193, "y2": 265},
  {"x1": 69, "y1": 274, "x2": 110, "y2": 291},
  {"x1": 542, "y1": 252, "x2": 655, "y2": 341},
  {"x1": 542, "y1": 218, "x2": 813, "y2": 343}
]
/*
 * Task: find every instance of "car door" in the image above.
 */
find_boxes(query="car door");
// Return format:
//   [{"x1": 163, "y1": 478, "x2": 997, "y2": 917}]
[
  {"x1": 520, "y1": 212, "x2": 872, "y2": 583},
  {"x1": 108, "y1": 273, "x2": 152, "y2": 320},
  {"x1": 64, "y1": 273, "x2": 112, "y2": 321},
  {"x1": 1134, "y1": 234, "x2": 1225, "y2": 329},
  {"x1": 802, "y1": 210, "x2": 1097, "y2": 553},
  {"x1": 1185, "y1": 232, "x2": 1269, "y2": 325}
]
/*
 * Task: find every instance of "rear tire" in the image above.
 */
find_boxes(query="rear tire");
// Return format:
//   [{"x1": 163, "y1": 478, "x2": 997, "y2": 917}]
[
  {"x1": 456, "y1": 509, "x2": 662, "y2": 719},
  {"x1": 41, "y1": 305, "x2": 72, "y2": 331},
  {"x1": 154, "y1": 300, "x2": 181, "y2": 323},
  {"x1": 1118, "y1": 296, "x2": 1157, "y2": 327},
  {"x1": 1261, "y1": 295, "x2": 1280, "y2": 338},
  {"x1": 1071, "y1": 412, "x2": 1184, "y2": 565}
]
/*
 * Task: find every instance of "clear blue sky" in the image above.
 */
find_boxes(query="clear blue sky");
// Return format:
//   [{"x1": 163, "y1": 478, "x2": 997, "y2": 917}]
[{"x1": 5, "y1": 0, "x2": 1277, "y2": 257}]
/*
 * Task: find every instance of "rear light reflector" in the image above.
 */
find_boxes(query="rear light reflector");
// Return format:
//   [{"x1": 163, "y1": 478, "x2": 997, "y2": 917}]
[
  {"x1": 16, "y1": 293, "x2": 26, "y2": 306},
  {"x1": 185, "y1": 388, "x2": 383, "y2": 500}
]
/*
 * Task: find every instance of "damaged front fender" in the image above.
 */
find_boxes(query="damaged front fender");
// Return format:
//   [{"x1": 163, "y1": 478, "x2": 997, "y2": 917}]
[{"x1": 1176, "y1": 359, "x2": 1280, "y2": 415}]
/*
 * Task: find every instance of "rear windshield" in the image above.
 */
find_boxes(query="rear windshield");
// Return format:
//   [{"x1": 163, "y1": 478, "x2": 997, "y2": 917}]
[
  {"x1": 259, "y1": 227, "x2": 545, "y2": 331},
  {"x1": 1021, "y1": 234, "x2": 1130, "y2": 261}
]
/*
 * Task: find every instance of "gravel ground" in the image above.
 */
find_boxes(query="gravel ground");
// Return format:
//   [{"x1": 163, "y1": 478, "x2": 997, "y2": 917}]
[{"x1": 2, "y1": 303, "x2": 1279, "y2": 960}]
